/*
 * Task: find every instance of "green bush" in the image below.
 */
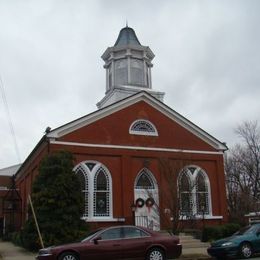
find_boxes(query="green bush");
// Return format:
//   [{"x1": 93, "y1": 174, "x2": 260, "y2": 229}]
[
  {"x1": 201, "y1": 226, "x2": 221, "y2": 242},
  {"x1": 20, "y1": 151, "x2": 90, "y2": 251},
  {"x1": 201, "y1": 223, "x2": 240, "y2": 242},
  {"x1": 223, "y1": 223, "x2": 240, "y2": 237}
]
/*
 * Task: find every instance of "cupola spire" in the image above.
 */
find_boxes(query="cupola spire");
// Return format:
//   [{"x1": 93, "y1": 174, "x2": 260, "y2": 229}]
[
  {"x1": 114, "y1": 26, "x2": 141, "y2": 47},
  {"x1": 97, "y1": 26, "x2": 165, "y2": 109}
]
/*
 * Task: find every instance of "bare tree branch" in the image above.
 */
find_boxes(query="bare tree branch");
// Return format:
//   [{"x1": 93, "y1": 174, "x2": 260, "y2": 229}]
[{"x1": 226, "y1": 121, "x2": 260, "y2": 224}]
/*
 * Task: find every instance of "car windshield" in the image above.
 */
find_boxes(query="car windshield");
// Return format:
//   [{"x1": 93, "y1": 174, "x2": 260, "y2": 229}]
[
  {"x1": 81, "y1": 229, "x2": 102, "y2": 242},
  {"x1": 233, "y1": 225, "x2": 257, "y2": 236}
]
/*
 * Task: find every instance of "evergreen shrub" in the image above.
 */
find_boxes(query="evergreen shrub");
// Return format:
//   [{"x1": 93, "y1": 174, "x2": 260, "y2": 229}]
[
  {"x1": 201, "y1": 223, "x2": 240, "y2": 242},
  {"x1": 19, "y1": 151, "x2": 89, "y2": 251}
]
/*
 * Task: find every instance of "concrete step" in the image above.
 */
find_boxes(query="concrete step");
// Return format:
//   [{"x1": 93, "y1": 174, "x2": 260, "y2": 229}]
[
  {"x1": 179, "y1": 234, "x2": 210, "y2": 249},
  {"x1": 181, "y1": 242, "x2": 209, "y2": 249},
  {"x1": 180, "y1": 235, "x2": 198, "y2": 241}
]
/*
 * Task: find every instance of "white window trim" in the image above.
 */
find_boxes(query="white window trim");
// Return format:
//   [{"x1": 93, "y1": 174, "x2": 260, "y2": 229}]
[
  {"x1": 178, "y1": 165, "x2": 212, "y2": 216},
  {"x1": 176, "y1": 215, "x2": 223, "y2": 221},
  {"x1": 129, "y1": 119, "x2": 158, "y2": 136},
  {"x1": 93, "y1": 167, "x2": 111, "y2": 217},
  {"x1": 74, "y1": 161, "x2": 113, "y2": 221}
]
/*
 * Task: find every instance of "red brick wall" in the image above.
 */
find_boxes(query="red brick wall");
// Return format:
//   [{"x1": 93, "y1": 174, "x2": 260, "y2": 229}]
[
  {"x1": 15, "y1": 140, "x2": 49, "y2": 224},
  {"x1": 49, "y1": 142, "x2": 228, "y2": 229},
  {"x1": 60, "y1": 102, "x2": 216, "y2": 151},
  {"x1": 14, "y1": 101, "x2": 228, "y2": 229}
]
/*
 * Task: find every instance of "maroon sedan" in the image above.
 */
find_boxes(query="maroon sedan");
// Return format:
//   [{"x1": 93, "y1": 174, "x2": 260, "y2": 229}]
[{"x1": 36, "y1": 225, "x2": 182, "y2": 260}]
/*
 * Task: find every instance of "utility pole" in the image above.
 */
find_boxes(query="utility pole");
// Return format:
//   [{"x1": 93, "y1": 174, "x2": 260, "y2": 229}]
[{"x1": 28, "y1": 195, "x2": 44, "y2": 248}]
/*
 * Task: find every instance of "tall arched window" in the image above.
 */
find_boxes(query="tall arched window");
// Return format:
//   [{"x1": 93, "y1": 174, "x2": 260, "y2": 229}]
[
  {"x1": 196, "y1": 171, "x2": 209, "y2": 215},
  {"x1": 179, "y1": 172, "x2": 192, "y2": 215},
  {"x1": 74, "y1": 161, "x2": 112, "y2": 220},
  {"x1": 178, "y1": 166, "x2": 211, "y2": 217},
  {"x1": 75, "y1": 164, "x2": 89, "y2": 218},
  {"x1": 94, "y1": 168, "x2": 110, "y2": 217}
]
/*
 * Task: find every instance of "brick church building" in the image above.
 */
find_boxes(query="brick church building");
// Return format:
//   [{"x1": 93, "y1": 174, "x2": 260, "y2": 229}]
[{"x1": 5, "y1": 26, "x2": 228, "y2": 232}]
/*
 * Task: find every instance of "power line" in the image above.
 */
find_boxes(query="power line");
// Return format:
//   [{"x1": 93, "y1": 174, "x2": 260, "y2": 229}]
[{"x1": 0, "y1": 74, "x2": 21, "y2": 164}]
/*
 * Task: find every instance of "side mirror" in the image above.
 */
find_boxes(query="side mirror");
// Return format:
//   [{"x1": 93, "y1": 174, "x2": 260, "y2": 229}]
[{"x1": 93, "y1": 236, "x2": 101, "y2": 245}]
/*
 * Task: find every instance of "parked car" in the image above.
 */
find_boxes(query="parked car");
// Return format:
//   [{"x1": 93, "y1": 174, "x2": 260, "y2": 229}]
[
  {"x1": 36, "y1": 225, "x2": 182, "y2": 260},
  {"x1": 207, "y1": 223, "x2": 260, "y2": 259}
]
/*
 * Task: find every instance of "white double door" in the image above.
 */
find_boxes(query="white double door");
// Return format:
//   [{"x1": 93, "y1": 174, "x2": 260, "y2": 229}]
[{"x1": 134, "y1": 189, "x2": 160, "y2": 231}]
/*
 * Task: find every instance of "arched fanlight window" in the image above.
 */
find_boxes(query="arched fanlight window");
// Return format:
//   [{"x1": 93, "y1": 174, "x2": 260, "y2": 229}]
[
  {"x1": 129, "y1": 119, "x2": 158, "y2": 136},
  {"x1": 178, "y1": 166, "x2": 211, "y2": 217},
  {"x1": 135, "y1": 170, "x2": 155, "y2": 189},
  {"x1": 74, "y1": 161, "x2": 112, "y2": 220}
]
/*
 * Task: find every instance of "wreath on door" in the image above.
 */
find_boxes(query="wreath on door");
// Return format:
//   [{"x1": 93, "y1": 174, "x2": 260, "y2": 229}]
[
  {"x1": 146, "y1": 197, "x2": 155, "y2": 207},
  {"x1": 136, "y1": 198, "x2": 145, "y2": 208}
]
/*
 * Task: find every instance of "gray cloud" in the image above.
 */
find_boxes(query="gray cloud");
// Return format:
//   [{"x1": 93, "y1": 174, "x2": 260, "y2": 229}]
[{"x1": 1, "y1": 0, "x2": 260, "y2": 168}]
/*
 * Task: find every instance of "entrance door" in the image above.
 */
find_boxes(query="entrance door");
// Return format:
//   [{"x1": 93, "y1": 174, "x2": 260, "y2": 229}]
[{"x1": 134, "y1": 168, "x2": 160, "y2": 231}]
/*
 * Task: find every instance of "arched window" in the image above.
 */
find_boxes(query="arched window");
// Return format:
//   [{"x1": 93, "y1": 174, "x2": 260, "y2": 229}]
[
  {"x1": 94, "y1": 168, "x2": 110, "y2": 217},
  {"x1": 196, "y1": 171, "x2": 209, "y2": 215},
  {"x1": 75, "y1": 165, "x2": 89, "y2": 218},
  {"x1": 129, "y1": 119, "x2": 158, "y2": 136},
  {"x1": 135, "y1": 169, "x2": 155, "y2": 190},
  {"x1": 179, "y1": 172, "x2": 192, "y2": 215},
  {"x1": 178, "y1": 166, "x2": 211, "y2": 216},
  {"x1": 74, "y1": 161, "x2": 112, "y2": 220}
]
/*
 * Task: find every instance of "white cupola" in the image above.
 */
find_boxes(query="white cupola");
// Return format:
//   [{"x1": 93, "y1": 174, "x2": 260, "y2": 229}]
[{"x1": 97, "y1": 26, "x2": 165, "y2": 109}]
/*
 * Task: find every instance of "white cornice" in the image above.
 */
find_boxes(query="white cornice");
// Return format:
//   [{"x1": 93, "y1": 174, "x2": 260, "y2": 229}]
[{"x1": 49, "y1": 140, "x2": 224, "y2": 155}]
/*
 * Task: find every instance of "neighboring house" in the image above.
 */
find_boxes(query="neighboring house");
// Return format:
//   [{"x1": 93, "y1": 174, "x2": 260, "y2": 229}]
[
  {"x1": 0, "y1": 164, "x2": 21, "y2": 235},
  {"x1": 3, "y1": 26, "x2": 228, "y2": 232}
]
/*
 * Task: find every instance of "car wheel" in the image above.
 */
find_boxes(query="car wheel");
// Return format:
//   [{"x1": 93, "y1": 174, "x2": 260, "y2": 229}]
[
  {"x1": 146, "y1": 247, "x2": 165, "y2": 260},
  {"x1": 240, "y1": 242, "x2": 253, "y2": 259},
  {"x1": 58, "y1": 252, "x2": 79, "y2": 260}
]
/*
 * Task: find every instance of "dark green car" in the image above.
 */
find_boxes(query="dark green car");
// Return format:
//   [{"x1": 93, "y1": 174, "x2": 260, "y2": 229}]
[{"x1": 207, "y1": 224, "x2": 260, "y2": 259}]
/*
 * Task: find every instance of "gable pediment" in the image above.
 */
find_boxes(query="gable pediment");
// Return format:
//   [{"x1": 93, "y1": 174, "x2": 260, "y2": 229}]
[{"x1": 47, "y1": 91, "x2": 227, "y2": 152}]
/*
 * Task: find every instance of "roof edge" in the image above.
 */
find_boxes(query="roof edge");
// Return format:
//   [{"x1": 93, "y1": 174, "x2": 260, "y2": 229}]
[
  {"x1": 14, "y1": 136, "x2": 48, "y2": 179},
  {"x1": 47, "y1": 91, "x2": 228, "y2": 151}
]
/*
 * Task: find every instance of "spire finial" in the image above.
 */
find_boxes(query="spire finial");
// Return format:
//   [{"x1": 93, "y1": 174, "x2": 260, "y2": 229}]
[{"x1": 126, "y1": 19, "x2": 128, "y2": 27}]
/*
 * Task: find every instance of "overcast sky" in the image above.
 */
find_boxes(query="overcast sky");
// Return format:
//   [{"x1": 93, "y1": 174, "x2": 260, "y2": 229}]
[{"x1": 0, "y1": 0, "x2": 260, "y2": 169}]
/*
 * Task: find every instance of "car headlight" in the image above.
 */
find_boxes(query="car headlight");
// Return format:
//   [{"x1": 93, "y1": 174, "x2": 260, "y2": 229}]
[
  {"x1": 38, "y1": 247, "x2": 53, "y2": 256},
  {"x1": 221, "y1": 242, "x2": 233, "y2": 247}
]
